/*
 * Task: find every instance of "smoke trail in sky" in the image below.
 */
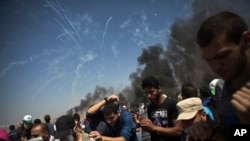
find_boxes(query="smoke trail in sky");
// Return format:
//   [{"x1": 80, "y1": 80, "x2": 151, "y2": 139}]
[
  {"x1": 120, "y1": 11, "x2": 168, "y2": 49},
  {"x1": 32, "y1": 72, "x2": 65, "y2": 98},
  {"x1": 0, "y1": 55, "x2": 38, "y2": 78},
  {"x1": 44, "y1": 0, "x2": 83, "y2": 50},
  {"x1": 126, "y1": 0, "x2": 250, "y2": 104},
  {"x1": 42, "y1": 0, "x2": 101, "y2": 99},
  {"x1": 100, "y1": 16, "x2": 113, "y2": 49},
  {"x1": 74, "y1": 0, "x2": 250, "y2": 113},
  {"x1": 71, "y1": 63, "x2": 83, "y2": 99}
]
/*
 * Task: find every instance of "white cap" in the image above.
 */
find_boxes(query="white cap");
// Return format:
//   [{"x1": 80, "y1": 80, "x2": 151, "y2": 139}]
[
  {"x1": 209, "y1": 79, "x2": 219, "y2": 95},
  {"x1": 23, "y1": 115, "x2": 32, "y2": 124}
]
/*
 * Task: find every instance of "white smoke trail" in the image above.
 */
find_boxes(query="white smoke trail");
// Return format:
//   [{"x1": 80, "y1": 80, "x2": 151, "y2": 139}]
[
  {"x1": 0, "y1": 55, "x2": 38, "y2": 78},
  {"x1": 120, "y1": 11, "x2": 168, "y2": 49},
  {"x1": 32, "y1": 72, "x2": 65, "y2": 98},
  {"x1": 100, "y1": 16, "x2": 113, "y2": 49},
  {"x1": 42, "y1": 0, "x2": 95, "y2": 99},
  {"x1": 71, "y1": 63, "x2": 83, "y2": 100},
  {"x1": 45, "y1": 0, "x2": 84, "y2": 50}
]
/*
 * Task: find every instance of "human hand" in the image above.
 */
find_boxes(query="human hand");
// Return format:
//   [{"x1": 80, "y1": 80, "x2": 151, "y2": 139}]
[
  {"x1": 74, "y1": 125, "x2": 82, "y2": 132},
  {"x1": 107, "y1": 95, "x2": 119, "y2": 102},
  {"x1": 75, "y1": 131, "x2": 83, "y2": 141},
  {"x1": 89, "y1": 131, "x2": 102, "y2": 141},
  {"x1": 132, "y1": 113, "x2": 140, "y2": 124},
  {"x1": 186, "y1": 121, "x2": 214, "y2": 140},
  {"x1": 140, "y1": 118, "x2": 155, "y2": 132},
  {"x1": 231, "y1": 82, "x2": 250, "y2": 124},
  {"x1": 21, "y1": 136, "x2": 28, "y2": 141}
]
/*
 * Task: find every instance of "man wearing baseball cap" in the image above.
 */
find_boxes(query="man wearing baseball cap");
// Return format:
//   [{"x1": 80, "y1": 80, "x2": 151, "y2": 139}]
[
  {"x1": 17, "y1": 115, "x2": 33, "y2": 141},
  {"x1": 177, "y1": 98, "x2": 216, "y2": 141}
]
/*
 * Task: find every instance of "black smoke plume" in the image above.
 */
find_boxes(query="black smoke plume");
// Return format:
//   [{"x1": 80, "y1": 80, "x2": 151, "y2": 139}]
[{"x1": 68, "y1": 0, "x2": 250, "y2": 115}]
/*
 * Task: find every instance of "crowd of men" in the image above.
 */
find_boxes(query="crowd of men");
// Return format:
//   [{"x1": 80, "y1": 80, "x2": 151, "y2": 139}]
[{"x1": 1, "y1": 11, "x2": 250, "y2": 141}]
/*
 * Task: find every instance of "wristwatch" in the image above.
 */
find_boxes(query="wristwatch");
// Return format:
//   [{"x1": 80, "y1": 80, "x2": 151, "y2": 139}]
[{"x1": 104, "y1": 97, "x2": 109, "y2": 103}]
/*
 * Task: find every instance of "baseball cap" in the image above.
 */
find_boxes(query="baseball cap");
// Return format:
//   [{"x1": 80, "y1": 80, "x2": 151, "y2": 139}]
[
  {"x1": 176, "y1": 98, "x2": 203, "y2": 120},
  {"x1": 55, "y1": 115, "x2": 74, "y2": 140},
  {"x1": 202, "y1": 106, "x2": 214, "y2": 121},
  {"x1": 23, "y1": 115, "x2": 33, "y2": 125},
  {"x1": 0, "y1": 129, "x2": 9, "y2": 141},
  {"x1": 209, "y1": 79, "x2": 219, "y2": 95}
]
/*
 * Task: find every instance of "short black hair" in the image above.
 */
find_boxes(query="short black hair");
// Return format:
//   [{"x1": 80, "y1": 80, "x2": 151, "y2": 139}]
[
  {"x1": 181, "y1": 83, "x2": 198, "y2": 99},
  {"x1": 34, "y1": 118, "x2": 42, "y2": 124},
  {"x1": 72, "y1": 113, "x2": 80, "y2": 121},
  {"x1": 44, "y1": 114, "x2": 51, "y2": 123},
  {"x1": 199, "y1": 86, "x2": 211, "y2": 98},
  {"x1": 103, "y1": 102, "x2": 119, "y2": 116},
  {"x1": 9, "y1": 124, "x2": 15, "y2": 130},
  {"x1": 197, "y1": 11, "x2": 248, "y2": 47},
  {"x1": 141, "y1": 76, "x2": 160, "y2": 89}
]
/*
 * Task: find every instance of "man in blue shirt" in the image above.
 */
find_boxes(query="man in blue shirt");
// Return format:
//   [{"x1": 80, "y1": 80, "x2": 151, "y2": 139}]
[{"x1": 86, "y1": 95, "x2": 138, "y2": 141}]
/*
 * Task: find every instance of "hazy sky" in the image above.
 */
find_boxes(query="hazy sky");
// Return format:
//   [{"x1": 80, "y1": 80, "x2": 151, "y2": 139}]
[{"x1": 0, "y1": 0, "x2": 192, "y2": 125}]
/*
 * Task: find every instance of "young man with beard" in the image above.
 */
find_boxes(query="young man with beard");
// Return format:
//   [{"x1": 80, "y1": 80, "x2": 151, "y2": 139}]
[
  {"x1": 140, "y1": 76, "x2": 182, "y2": 141},
  {"x1": 187, "y1": 11, "x2": 250, "y2": 140}
]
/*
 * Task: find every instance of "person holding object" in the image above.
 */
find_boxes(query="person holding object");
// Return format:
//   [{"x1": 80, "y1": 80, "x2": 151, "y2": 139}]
[
  {"x1": 86, "y1": 94, "x2": 138, "y2": 141},
  {"x1": 140, "y1": 76, "x2": 182, "y2": 141},
  {"x1": 187, "y1": 10, "x2": 250, "y2": 140}
]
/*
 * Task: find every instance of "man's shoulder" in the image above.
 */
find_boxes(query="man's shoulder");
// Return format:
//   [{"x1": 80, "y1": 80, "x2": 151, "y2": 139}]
[
  {"x1": 163, "y1": 95, "x2": 177, "y2": 105},
  {"x1": 120, "y1": 110, "x2": 134, "y2": 122},
  {"x1": 8, "y1": 130, "x2": 17, "y2": 135},
  {"x1": 46, "y1": 122, "x2": 54, "y2": 125},
  {"x1": 120, "y1": 109, "x2": 132, "y2": 116}
]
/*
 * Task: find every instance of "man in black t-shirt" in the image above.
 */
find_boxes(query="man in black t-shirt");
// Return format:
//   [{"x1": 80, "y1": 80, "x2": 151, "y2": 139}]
[{"x1": 140, "y1": 76, "x2": 182, "y2": 141}]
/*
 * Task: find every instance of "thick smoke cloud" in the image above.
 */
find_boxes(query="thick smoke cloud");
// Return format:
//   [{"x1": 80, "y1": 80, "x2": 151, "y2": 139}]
[{"x1": 70, "y1": 0, "x2": 250, "y2": 114}]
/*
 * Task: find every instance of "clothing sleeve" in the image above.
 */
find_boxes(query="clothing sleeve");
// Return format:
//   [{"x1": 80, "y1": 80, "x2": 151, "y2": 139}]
[
  {"x1": 85, "y1": 110, "x2": 106, "y2": 133},
  {"x1": 86, "y1": 110, "x2": 104, "y2": 121},
  {"x1": 169, "y1": 98, "x2": 179, "y2": 120},
  {"x1": 119, "y1": 111, "x2": 137, "y2": 141}
]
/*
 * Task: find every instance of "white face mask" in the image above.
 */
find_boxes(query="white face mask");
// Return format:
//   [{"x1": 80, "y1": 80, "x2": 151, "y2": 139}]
[{"x1": 31, "y1": 137, "x2": 44, "y2": 141}]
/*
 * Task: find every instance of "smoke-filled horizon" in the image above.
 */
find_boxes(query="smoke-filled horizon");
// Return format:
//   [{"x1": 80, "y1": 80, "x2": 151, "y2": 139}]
[
  {"x1": 69, "y1": 0, "x2": 250, "y2": 115},
  {"x1": 1, "y1": 0, "x2": 250, "y2": 125}
]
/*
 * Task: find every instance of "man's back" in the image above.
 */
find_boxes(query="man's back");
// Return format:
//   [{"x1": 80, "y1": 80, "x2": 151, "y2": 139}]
[
  {"x1": 46, "y1": 123, "x2": 55, "y2": 137},
  {"x1": 8, "y1": 129, "x2": 17, "y2": 141},
  {"x1": 44, "y1": 114, "x2": 55, "y2": 137}
]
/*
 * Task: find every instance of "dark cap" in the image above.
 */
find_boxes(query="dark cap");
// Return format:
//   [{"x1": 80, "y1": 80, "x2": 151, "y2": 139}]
[{"x1": 55, "y1": 115, "x2": 74, "y2": 140}]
